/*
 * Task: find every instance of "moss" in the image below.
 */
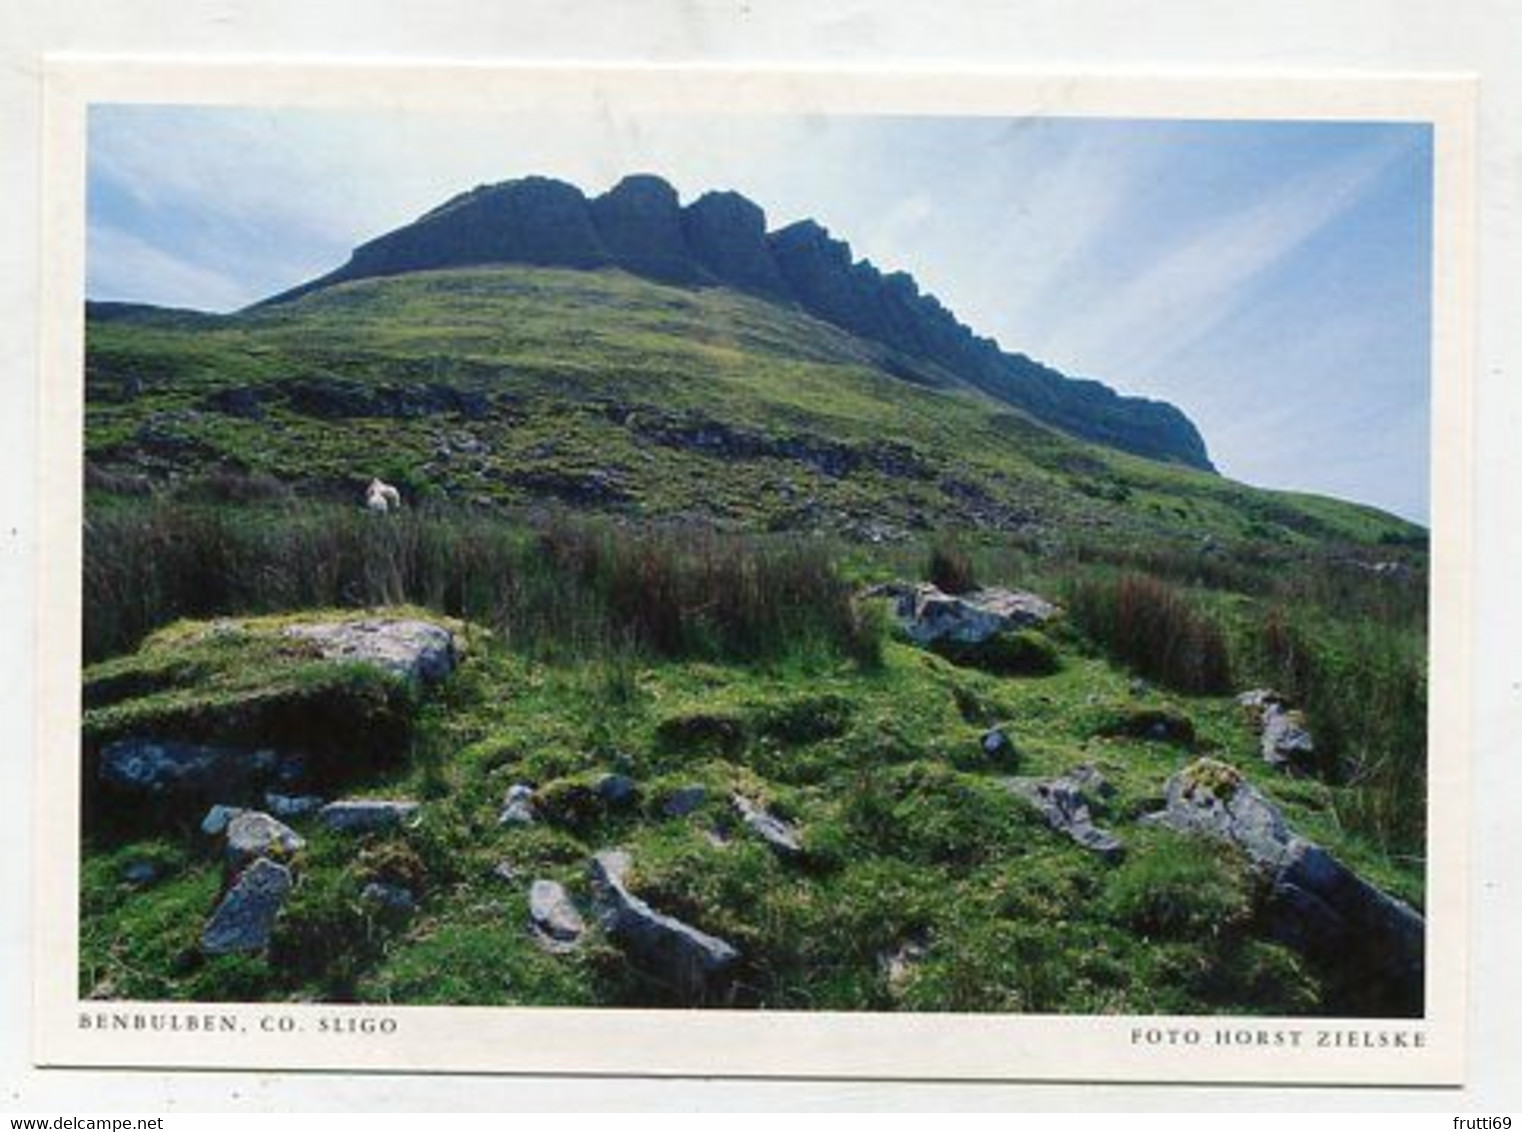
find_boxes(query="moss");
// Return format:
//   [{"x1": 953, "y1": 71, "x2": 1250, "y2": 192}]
[
  {"x1": 929, "y1": 629, "x2": 1062, "y2": 677},
  {"x1": 1181, "y1": 757, "x2": 1245, "y2": 801}
]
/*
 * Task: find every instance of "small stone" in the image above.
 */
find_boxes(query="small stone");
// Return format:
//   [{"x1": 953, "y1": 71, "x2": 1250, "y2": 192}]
[
  {"x1": 662, "y1": 785, "x2": 708, "y2": 818},
  {"x1": 360, "y1": 882, "x2": 416, "y2": 914},
  {"x1": 588, "y1": 850, "x2": 739, "y2": 1003},
  {"x1": 498, "y1": 783, "x2": 536, "y2": 827},
  {"x1": 121, "y1": 859, "x2": 160, "y2": 887},
  {"x1": 732, "y1": 795, "x2": 804, "y2": 860},
  {"x1": 200, "y1": 858, "x2": 293, "y2": 954},
  {"x1": 528, "y1": 879, "x2": 586, "y2": 951},
  {"x1": 596, "y1": 773, "x2": 640, "y2": 809},
  {"x1": 980, "y1": 727, "x2": 1013, "y2": 757},
  {"x1": 264, "y1": 792, "x2": 324, "y2": 819},
  {"x1": 319, "y1": 799, "x2": 420, "y2": 834},
  {"x1": 491, "y1": 860, "x2": 520, "y2": 884},
  {"x1": 201, "y1": 804, "x2": 245, "y2": 837}
]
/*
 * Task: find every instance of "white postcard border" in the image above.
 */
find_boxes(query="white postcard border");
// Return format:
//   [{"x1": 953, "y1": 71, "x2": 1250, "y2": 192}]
[{"x1": 33, "y1": 58, "x2": 1477, "y2": 1085}]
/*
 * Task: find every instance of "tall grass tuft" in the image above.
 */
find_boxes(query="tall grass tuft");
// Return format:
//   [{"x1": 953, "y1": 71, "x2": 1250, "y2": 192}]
[
  {"x1": 1064, "y1": 571, "x2": 1233, "y2": 695},
  {"x1": 83, "y1": 499, "x2": 859, "y2": 667},
  {"x1": 1253, "y1": 606, "x2": 1426, "y2": 856},
  {"x1": 926, "y1": 536, "x2": 977, "y2": 595}
]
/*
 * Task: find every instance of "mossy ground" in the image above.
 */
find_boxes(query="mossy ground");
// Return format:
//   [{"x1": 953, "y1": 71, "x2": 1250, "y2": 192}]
[{"x1": 80, "y1": 607, "x2": 1419, "y2": 1014}]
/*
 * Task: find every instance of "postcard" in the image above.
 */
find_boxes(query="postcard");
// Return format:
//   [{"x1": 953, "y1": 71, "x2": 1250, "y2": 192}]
[{"x1": 33, "y1": 58, "x2": 1475, "y2": 1084}]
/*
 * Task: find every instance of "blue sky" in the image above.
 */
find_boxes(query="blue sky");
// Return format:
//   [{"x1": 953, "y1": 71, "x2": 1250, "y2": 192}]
[{"x1": 87, "y1": 105, "x2": 1433, "y2": 523}]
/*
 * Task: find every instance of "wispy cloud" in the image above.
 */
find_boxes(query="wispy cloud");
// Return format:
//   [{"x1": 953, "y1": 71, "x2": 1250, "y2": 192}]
[
  {"x1": 1036, "y1": 135, "x2": 1411, "y2": 385},
  {"x1": 87, "y1": 224, "x2": 251, "y2": 312}
]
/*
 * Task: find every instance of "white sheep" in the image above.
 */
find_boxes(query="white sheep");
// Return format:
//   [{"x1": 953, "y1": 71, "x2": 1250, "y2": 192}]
[{"x1": 365, "y1": 477, "x2": 403, "y2": 513}]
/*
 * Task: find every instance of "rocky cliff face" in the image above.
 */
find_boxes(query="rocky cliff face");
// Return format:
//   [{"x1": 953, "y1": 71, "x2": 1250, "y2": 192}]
[{"x1": 267, "y1": 174, "x2": 1214, "y2": 471}]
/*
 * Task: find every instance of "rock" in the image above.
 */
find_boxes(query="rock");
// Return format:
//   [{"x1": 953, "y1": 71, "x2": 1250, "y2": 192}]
[
  {"x1": 264, "y1": 792, "x2": 325, "y2": 819},
  {"x1": 224, "y1": 810, "x2": 306, "y2": 872},
  {"x1": 121, "y1": 859, "x2": 161, "y2": 887},
  {"x1": 732, "y1": 795, "x2": 804, "y2": 860},
  {"x1": 491, "y1": 860, "x2": 520, "y2": 884},
  {"x1": 498, "y1": 784, "x2": 537, "y2": 827},
  {"x1": 100, "y1": 739, "x2": 290, "y2": 805},
  {"x1": 596, "y1": 773, "x2": 640, "y2": 809},
  {"x1": 528, "y1": 879, "x2": 586, "y2": 951},
  {"x1": 1145, "y1": 758, "x2": 1424, "y2": 1013},
  {"x1": 591, "y1": 174, "x2": 706, "y2": 285},
  {"x1": 878, "y1": 936, "x2": 929, "y2": 995},
  {"x1": 661, "y1": 785, "x2": 708, "y2": 818},
  {"x1": 980, "y1": 727, "x2": 1014, "y2": 759},
  {"x1": 1003, "y1": 767, "x2": 1124, "y2": 862},
  {"x1": 878, "y1": 582, "x2": 1056, "y2": 647},
  {"x1": 589, "y1": 850, "x2": 739, "y2": 1004},
  {"x1": 683, "y1": 190, "x2": 792, "y2": 299},
  {"x1": 200, "y1": 858, "x2": 293, "y2": 954},
  {"x1": 319, "y1": 799, "x2": 420, "y2": 834},
  {"x1": 360, "y1": 882, "x2": 417, "y2": 914},
  {"x1": 1239, "y1": 689, "x2": 1316, "y2": 772},
  {"x1": 283, "y1": 618, "x2": 458, "y2": 684},
  {"x1": 200, "y1": 804, "x2": 245, "y2": 837}
]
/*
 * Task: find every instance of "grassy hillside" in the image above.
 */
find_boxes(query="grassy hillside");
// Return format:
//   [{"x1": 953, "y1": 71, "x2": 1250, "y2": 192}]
[
  {"x1": 79, "y1": 265, "x2": 1430, "y2": 1017},
  {"x1": 85, "y1": 266, "x2": 1421, "y2": 549}
]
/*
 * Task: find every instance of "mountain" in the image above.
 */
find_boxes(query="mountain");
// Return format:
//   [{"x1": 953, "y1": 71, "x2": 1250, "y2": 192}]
[{"x1": 264, "y1": 174, "x2": 1213, "y2": 471}]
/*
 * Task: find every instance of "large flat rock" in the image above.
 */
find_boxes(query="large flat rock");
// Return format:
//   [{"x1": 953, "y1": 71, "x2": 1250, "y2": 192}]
[{"x1": 283, "y1": 618, "x2": 458, "y2": 683}]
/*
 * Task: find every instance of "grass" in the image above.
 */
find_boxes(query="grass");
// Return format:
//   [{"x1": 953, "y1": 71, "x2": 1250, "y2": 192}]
[
  {"x1": 80, "y1": 574, "x2": 1423, "y2": 1013},
  {"x1": 77, "y1": 263, "x2": 1430, "y2": 1016}
]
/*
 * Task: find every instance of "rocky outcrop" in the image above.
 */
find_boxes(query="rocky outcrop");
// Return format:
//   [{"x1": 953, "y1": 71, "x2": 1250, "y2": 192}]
[
  {"x1": 874, "y1": 582, "x2": 1057, "y2": 647},
  {"x1": 1003, "y1": 766, "x2": 1124, "y2": 862},
  {"x1": 260, "y1": 174, "x2": 1214, "y2": 470},
  {"x1": 590, "y1": 175, "x2": 707, "y2": 285},
  {"x1": 283, "y1": 619, "x2": 458, "y2": 684},
  {"x1": 589, "y1": 849, "x2": 739, "y2": 1004},
  {"x1": 99, "y1": 739, "x2": 297, "y2": 808},
  {"x1": 1146, "y1": 758, "x2": 1424, "y2": 1014},
  {"x1": 682, "y1": 190, "x2": 791, "y2": 298},
  {"x1": 200, "y1": 858, "x2": 293, "y2": 954}
]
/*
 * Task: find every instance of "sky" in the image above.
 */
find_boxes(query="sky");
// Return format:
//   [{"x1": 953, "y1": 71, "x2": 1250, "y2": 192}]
[{"x1": 86, "y1": 105, "x2": 1433, "y2": 524}]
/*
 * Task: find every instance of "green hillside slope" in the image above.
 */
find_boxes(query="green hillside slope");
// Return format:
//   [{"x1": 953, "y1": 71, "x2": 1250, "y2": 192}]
[{"x1": 85, "y1": 265, "x2": 1420, "y2": 549}]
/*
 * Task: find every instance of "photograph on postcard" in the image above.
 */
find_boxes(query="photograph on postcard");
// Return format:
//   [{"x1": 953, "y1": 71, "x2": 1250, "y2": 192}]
[
  {"x1": 34, "y1": 63, "x2": 1473, "y2": 1081},
  {"x1": 76, "y1": 101, "x2": 1432, "y2": 1015}
]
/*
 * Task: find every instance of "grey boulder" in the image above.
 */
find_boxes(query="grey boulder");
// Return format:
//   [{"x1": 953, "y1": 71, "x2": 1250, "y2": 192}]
[
  {"x1": 282, "y1": 618, "x2": 458, "y2": 684},
  {"x1": 528, "y1": 879, "x2": 586, "y2": 952},
  {"x1": 1146, "y1": 758, "x2": 1424, "y2": 1013},
  {"x1": 875, "y1": 582, "x2": 1056, "y2": 646},
  {"x1": 1003, "y1": 766, "x2": 1124, "y2": 862},
  {"x1": 200, "y1": 858, "x2": 293, "y2": 954},
  {"x1": 589, "y1": 850, "x2": 739, "y2": 1004},
  {"x1": 319, "y1": 799, "x2": 420, "y2": 833},
  {"x1": 224, "y1": 810, "x2": 306, "y2": 872},
  {"x1": 100, "y1": 739, "x2": 292, "y2": 804}
]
